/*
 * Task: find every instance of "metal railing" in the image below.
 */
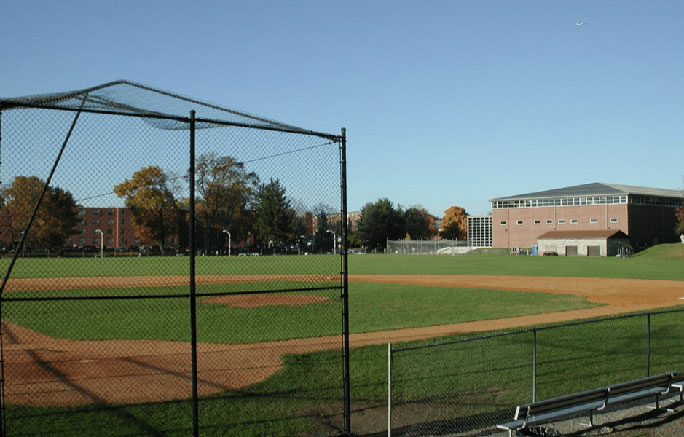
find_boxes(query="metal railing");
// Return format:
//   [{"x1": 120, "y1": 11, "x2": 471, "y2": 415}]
[{"x1": 388, "y1": 308, "x2": 684, "y2": 436}]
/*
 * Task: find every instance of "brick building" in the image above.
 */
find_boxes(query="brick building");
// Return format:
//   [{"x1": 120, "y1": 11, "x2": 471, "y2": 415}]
[
  {"x1": 490, "y1": 183, "x2": 683, "y2": 250},
  {"x1": 310, "y1": 211, "x2": 361, "y2": 235},
  {"x1": 65, "y1": 207, "x2": 139, "y2": 249}
]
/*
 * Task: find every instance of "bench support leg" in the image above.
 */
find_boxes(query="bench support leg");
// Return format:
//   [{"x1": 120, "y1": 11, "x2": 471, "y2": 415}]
[{"x1": 580, "y1": 409, "x2": 595, "y2": 428}]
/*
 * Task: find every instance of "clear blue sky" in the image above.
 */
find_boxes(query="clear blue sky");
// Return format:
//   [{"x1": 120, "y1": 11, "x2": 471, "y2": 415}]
[{"x1": 2, "y1": 0, "x2": 683, "y2": 217}]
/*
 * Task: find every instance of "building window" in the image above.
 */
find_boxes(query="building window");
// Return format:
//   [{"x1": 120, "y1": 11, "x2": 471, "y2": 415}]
[
  {"x1": 76, "y1": 229, "x2": 85, "y2": 235},
  {"x1": 106, "y1": 238, "x2": 114, "y2": 244},
  {"x1": 77, "y1": 209, "x2": 85, "y2": 216},
  {"x1": 590, "y1": 218, "x2": 598, "y2": 224},
  {"x1": 546, "y1": 219, "x2": 553, "y2": 225},
  {"x1": 92, "y1": 209, "x2": 100, "y2": 216},
  {"x1": 516, "y1": 220, "x2": 523, "y2": 225},
  {"x1": 78, "y1": 219, "x2": 86, "y2": 225},
  {"x1": 500, "y1": 221, "x2": 507, "y2": 225},
  {"x1": 570, "y1": 219, "x2": 578, "y2": 224},
  {"x1": 106, "y1": 229, "x2": 113, "y2": 235},
  {"x1": 107, "y1": 219, "x2": 114, "y2": 225},
  {"x1": 610, "y1": 217, "x2": 618, "y2": 223},
  {"x1": 121, "y1": 218, "x2": 125, "y2": 224},
  {"x1": 558, "y1": 219, "x2": 566, "y2": 225},
  {"x1": 534, "y1": 220, "x2": 541, "y2": 225},
  {"x1": 107, "y1": 209, "x2": 115, "y2": 216},
  {"x1": 77, "y1": 238, "x2": 85, "y2": 244}
]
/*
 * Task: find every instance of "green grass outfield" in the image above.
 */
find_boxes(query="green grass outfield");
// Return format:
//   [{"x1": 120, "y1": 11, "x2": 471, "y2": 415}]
[
  {"x1": 2, "y1": 242, "x2": 684, "y2": 280},
  {"x1": 3, "y1": 244, "x2": 683, "y2": 436}
]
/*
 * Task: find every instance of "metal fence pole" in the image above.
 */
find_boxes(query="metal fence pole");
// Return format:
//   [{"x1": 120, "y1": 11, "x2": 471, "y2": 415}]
[
  {"x1": 0, "y1": 109, "x2": 5, "y2": 437},
  {"x1": 387, "y1": 342, "x2": 392, "y2": 437},
  {"x1": 189, "y1": 110, "x2": 199, "y2": 437},
  {"x1": 340, "y1": 128, "x2": 351, "y2": 435},
  {"x1": 647, "y1": 314, "x2": 651, "y2": 377},
  {"x1": 532, "y1": 329, "x2": 537, "y2": 402}
]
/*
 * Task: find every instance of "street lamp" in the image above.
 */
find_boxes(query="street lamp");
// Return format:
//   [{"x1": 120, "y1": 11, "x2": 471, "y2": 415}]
[
  {"x1": 326, "y1": 229, "x2": 336, "y2": 254},
  {"x1": 95, "y1": 229, "x2": 103, "y2": 258},
  {"x1": 222, "y1": 229, "x2": 231, "y2": 256}
]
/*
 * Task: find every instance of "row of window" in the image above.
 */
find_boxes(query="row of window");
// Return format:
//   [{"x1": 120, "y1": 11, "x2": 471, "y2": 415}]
[
  {"x1": 501, "y1": 218, "x2": 619, "y2": 225},
  {"x1": 77, "y1": 208, "x2": 127, "y2": 216},
  {"x1": 492, "y1": 196, "x2": 628, "y2": 209},
  {"x1": 493, "y1": 195, "x2": 684, "y2": 209},
  {"x1": 65, "y1": 237, "x2": 141, "y2": 245},
  {"x1": 78, "y1": 218, "x2": 123, "y2": 225},
  {"x1": 75, "y1": 228, "x2": 123, "y2": 235}
]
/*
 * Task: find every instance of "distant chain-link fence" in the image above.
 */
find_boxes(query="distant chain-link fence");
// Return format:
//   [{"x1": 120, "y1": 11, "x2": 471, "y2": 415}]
[
  {"x1": 389, "y1": 308, "x2": 684, "y2": 436},
  {"x1": 0, "y1": 81, "x2": 350, "y2": 436},
  {"x1": 386, "y1": 240, "x2": 470, "y2": 255}
]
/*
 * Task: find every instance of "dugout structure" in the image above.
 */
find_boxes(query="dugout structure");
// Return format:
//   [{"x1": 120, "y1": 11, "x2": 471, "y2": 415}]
[{"x1": 0, "y1": 81, "x2": 350, "y2": 436}]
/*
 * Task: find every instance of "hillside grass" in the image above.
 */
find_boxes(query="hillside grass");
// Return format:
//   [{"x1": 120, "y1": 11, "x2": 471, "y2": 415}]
[{"x1": 632, "y1": 242, "x2": 684, "y2": 261}]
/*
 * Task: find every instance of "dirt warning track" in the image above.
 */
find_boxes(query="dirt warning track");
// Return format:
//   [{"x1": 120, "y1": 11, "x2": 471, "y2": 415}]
[{"x1": 3, "y1": 274, "x2": 684, "y2": 406}]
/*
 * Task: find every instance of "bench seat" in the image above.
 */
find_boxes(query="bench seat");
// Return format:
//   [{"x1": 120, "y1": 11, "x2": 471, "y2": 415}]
[{"x1": 497, "y1": 372, "x2": 678, "y2": 436}]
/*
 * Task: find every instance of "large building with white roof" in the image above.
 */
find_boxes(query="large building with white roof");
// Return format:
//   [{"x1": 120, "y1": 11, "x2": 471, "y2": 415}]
[{"x1": 490, "y1": 183, "x2": 683, "y2": 251}]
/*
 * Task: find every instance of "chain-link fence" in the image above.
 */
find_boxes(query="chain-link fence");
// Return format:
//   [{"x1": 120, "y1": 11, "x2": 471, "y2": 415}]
[
  {"x1": 389, "y1": 308, "x2": 684, "y2": 436},
  {"x1": 0, "y1": 81, "x2": 350, "y2": 436},
  {"x1": 386, "y1": 240, "x2": 470, "y2": 255}
]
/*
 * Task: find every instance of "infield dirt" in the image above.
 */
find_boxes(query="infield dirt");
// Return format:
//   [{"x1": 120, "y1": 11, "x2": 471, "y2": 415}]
[{"x1": 4, "y1": 274, "x2": 684, "y2": 405}]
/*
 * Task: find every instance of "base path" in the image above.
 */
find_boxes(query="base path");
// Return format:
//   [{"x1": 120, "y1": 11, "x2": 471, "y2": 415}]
[{"x1": 3, "y1": 274, "x2": 684, "y2": 406}]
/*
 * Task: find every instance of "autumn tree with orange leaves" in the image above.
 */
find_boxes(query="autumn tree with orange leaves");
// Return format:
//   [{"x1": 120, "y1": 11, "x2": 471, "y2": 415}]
[
  {"x1": 114, "y1": 166, "x2": 179, "y2": 252},
  {"x1": 440, "y1": 206, "x2": 467, "y2": 240},
  {"x1": 2, "y1": 176, "x2": 78, "y2": 249}
]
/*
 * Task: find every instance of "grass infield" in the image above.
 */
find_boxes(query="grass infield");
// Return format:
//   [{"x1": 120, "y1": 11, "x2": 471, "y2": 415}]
[
  {"x1": 8, "y1": 308, "x2": 684, "y2": 436},
  {"x1": 3, "y1": 282, "x2": 596, "y2": 343}
]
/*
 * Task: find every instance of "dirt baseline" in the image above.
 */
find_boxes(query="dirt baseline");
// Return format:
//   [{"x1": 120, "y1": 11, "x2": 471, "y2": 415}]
[{"x1": 4, "y1": 274, "x2": 684, "y2": 406}]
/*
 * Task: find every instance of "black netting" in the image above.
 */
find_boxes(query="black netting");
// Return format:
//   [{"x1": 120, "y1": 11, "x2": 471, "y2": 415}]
[{"x1": 0, "y1": 80, "x2": 323, "y2": 133}]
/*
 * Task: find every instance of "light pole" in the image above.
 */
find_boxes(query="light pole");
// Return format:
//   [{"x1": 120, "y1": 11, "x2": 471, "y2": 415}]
[
  {"x1": 326, "y1": 229, "x2": 336, "y2": 254},
  {"x1": 222, "y1": 229, "x2": 231, "y2": 256},
  {"x1": 95, "y1": 229, "x2": 103, "y2": 258}
]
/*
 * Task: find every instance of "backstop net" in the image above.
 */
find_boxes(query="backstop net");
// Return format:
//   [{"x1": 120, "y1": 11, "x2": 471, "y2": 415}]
[{"x1": 0, "y1": 81, "x2": 349, "y2": 436}]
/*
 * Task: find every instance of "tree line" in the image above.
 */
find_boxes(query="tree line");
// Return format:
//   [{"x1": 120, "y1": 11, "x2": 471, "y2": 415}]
[
  {"x1": 0, "y1": 153, "x2": 331, "y2": 254},
  {"x1": 353, "y1": 198, "x2": 468, "y2": 250}
]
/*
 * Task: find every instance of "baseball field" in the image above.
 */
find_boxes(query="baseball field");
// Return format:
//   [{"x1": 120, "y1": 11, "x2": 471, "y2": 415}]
[{"x1": 2, "y1": 243, "x2": 684, "y2": 436}]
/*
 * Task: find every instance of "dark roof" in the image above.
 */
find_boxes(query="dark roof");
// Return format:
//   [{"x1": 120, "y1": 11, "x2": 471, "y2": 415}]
[
  {"x1": 537, "y1": 230, "x2": 628, "y2": 240},
  {"x1": 491, "y1": 183, "x2": 683, "y2": 202}
]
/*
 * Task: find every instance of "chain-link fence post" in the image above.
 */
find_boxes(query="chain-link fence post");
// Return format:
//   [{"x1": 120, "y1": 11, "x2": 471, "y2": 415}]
[
  {"x1": 532, "y1": 329, "x2": 537, "y2": 403},
  {"x1": 647, "y1": 313, "x2": 651, "y2": 377},
  {"x1": 188, "y1": 110, "x2": 199, "y2": 437},
  {"x1": 387, "y1": 341, "x2": 392, "y2": 437},
  {"x1": 341, "y1": 127, "x2": 351, "y2": 435}
]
